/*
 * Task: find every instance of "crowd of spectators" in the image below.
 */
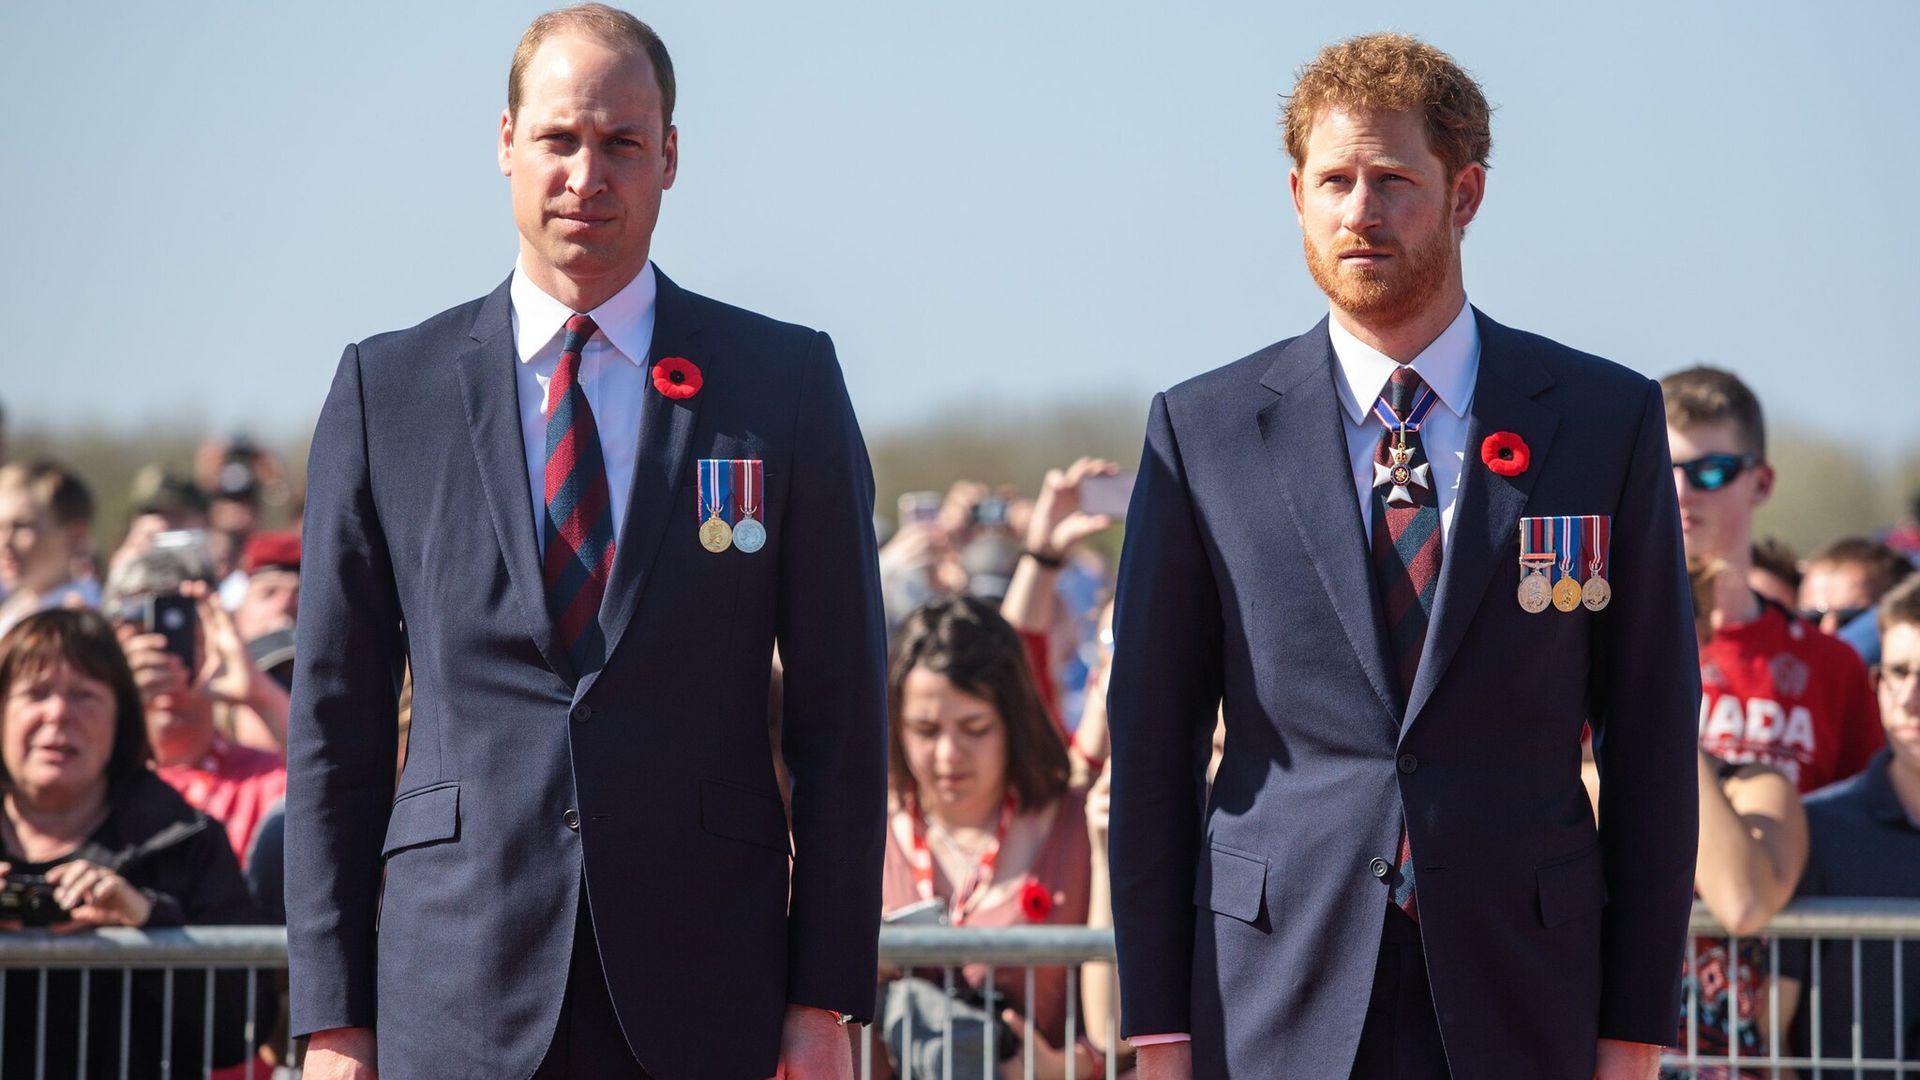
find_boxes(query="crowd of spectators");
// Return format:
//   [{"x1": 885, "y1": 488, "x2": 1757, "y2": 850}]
[{"x1": 4, "y1": 368, "x2": 1920, "y2": 1075}]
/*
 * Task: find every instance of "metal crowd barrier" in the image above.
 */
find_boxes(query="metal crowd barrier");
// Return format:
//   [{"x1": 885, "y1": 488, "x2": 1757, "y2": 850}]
[
  {"x1": 1, "y1": 901, "x2": 1916, "y2": 1079},
  {"x1": 1668, "y1": 898, "x2": 1920, "y2": 1078}
]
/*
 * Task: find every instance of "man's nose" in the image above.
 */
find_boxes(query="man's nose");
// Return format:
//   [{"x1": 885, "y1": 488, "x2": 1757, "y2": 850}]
[
  {"x1": 566, "y1": 147, "x2": 607, "y2": 198},
  {"x1": 1339, "y1": 180, "x2": 1384, "y2": 234}
]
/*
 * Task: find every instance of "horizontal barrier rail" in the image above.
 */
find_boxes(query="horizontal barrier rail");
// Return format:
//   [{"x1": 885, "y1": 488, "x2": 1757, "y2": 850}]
[{"x1": 2, "y1": 899, "x2": 1917, "y2": 1078}]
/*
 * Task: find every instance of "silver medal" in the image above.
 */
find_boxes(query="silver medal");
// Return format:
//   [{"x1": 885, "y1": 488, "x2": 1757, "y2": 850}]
[{"x1": 733, "y1": 517, "x2": 766, "y2": 553}]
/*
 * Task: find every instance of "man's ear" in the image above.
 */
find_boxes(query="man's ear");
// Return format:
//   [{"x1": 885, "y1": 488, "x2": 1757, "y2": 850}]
[
  {"x1": 661, "y1": 124, "x2": 678, "y2": 190},
  {"x1": 1288, "y1": 166, "x2": 1306, "y2": 227},
  {"x1": 498, "y1": 109, "x2": 515, "y2": 177},
  {"x1": 1451, "y1": 163, "x2": 1486, "y2": 232},
  {"x1": 1751, "y1": 462, "x2": 1776, "y2": 507}
]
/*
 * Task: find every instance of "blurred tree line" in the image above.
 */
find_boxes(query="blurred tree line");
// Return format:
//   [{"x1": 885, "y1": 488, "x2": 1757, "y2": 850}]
[{"x1": 10, "y1": 402, "x2": 1916, "y2": 570}]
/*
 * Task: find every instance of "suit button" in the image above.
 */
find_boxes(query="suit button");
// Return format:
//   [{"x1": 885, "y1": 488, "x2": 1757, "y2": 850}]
[
  {"x1": 563, "y1": 809, "x2": 580, "y2": 831},
  {"x1": 572, "y1": 704, "x2": 592, "y2": 724},
  {"x1": 1398, "y1": 754, "x2": 1419, "y2": 774},
  {"x1": 1369, "y1": 857, "x2": 1391, "y2": 879}
]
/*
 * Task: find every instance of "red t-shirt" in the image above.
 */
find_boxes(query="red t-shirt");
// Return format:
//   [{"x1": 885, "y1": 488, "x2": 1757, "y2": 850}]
[
  {"x1": 155, "y1": 738, "x2": 288, "y2": 867},
  {"x1": 1697, "y1": 601, "x2": 1882, "y2": 794}
]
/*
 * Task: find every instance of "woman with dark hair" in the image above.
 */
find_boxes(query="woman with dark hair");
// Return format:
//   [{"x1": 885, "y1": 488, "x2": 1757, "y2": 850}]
[
  {"x1": 0, "y1": 608, "x2": 268, "y2": 1078},
  {"x1": 877, "y1": 596, "x2": 1101, "y2": 1079}
]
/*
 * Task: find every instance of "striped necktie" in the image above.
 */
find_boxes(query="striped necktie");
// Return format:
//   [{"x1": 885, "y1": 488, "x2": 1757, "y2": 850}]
[
  {"x1": 1369, "y1": 365, "x2": 1442, "y2": 919},
  {"x1": 542, "y1": 313, "x2": 616, "y2": 677}
]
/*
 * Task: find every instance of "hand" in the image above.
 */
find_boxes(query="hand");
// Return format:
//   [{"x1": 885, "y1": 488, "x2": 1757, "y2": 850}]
[
  {"x1": 1593, "y1": 1037, "x2": 1661, "y2": 1080},
  {"x1": 775, "y1": 1005, "x2": 853, "y2": 1080},
  {"x1": 938, "y1": 481, "x2": 991, "y2": 541},
  {"x1": 304, "y1": 1027, "x2": 379, "y2": 1079},
  {"x1": 1026, "y1": 458, "x2": 1121, "y2": 561},
  {"x1": 1133, "y1": 1039, "x2": 1193, "y2": 1080},
  {"x1": 0, "y1": 861, "x2": 20, "y2": 932},
  {"x1": 43, "y1": 858, "x2": 152, "y2": 930},
  {"x1": 115, "y1": 627, "x2": 191, "y2": 709},
  {"x1": 1000, "y1": 1009, "x2": 1100, "y2": 1080},
  {"x1": 1086, "y1": 761, "x2": 1113, "y2": 848},
  {"x1": 182, "y1": 580, "x2": 255, "y2": 705}
]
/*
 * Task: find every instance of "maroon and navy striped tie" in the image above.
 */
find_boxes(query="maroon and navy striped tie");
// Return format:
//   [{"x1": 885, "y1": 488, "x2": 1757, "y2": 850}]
[
  {"x1": 542, "y1": 314, "x2": 616, "y2": 677},
  {"x1": 1370, "y1": 366, "x2": 1442, "y2": 920}
]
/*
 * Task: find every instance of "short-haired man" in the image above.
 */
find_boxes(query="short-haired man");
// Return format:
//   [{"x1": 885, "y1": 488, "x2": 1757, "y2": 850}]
[
  {"x1": 1663, "y1": 366, "x2": 1882, "y2": 793},
  {"x1": 1800, "y1": 537, "x2": 1913, "y2": 636},
  {"x1": 287, "y1": 6, "x2": 887, "y2": 1078},
  {"x1": 1109, "y1": 34, "x2": 1698, "y2": 1080},
  {"x1": 1777, "y1": 574, "x2": 1920, "y2": 1075}
]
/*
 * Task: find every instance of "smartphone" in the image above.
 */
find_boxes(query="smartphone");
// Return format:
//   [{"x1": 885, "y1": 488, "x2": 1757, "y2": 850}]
[
  {"x1": 882, "y1": 897, "x2": 947, "y2": 926},
  {"x1": 1079, "y1": 471, "x2": 1136, "y2": 518},
  {"x1": 972, "y1": 496, "x2": 1009, "y2": 528},
  {"x1": 0, "y1": 874, "x2": 72, "y2": 927},
  {"x1": 897, "y1": 491, "x2": 942, "y2": 527},
  {"x1": 146, "y1": 594, "x2": 199, "y2": 669}
]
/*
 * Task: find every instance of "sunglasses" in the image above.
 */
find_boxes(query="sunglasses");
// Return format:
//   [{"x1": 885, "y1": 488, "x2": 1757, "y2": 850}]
[
  {"x1": 1802, "y1": 605, "x2": 1869, "y2": 628},
  {"x1": 1673, "y1": 453, "x2": 1763, "y2": 492}
]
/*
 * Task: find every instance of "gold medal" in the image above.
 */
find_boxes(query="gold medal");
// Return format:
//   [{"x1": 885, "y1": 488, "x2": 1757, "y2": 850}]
[
  {"x1": 1552, "y1": 576, "x2": 1583, "y2": 612},
  {"x1": 1518, "y1": 569, "x2": 1552, "y2": 613},
  {"x1": 1582, "y1": 575, "x2": 1611, "y2": 612},
  {"x1": 699, "y1": 512, "x2": 733, "y2": 553}
]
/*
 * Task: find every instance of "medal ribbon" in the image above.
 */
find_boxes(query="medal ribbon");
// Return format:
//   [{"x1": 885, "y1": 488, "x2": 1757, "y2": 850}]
[
  {"x1": 1371, "y1": 384, "x2": 1440, "y2": 436},
  {"x1": 907, "y1": 790, "x2": 1018, "y2": 927},
  {"x1": 733, "y1": 459, "x2": 762, "y2": 521},
  {"x1": 697, "y1": 459, "x2": 732, "y2": 524},
  {"x1": 1585, "y1": 515, "x2": 1610, "y2": 580},
  {"x1": 1557, "y1": 516, "x2": 1582, "y2": 585},
  {"x1": 1520, "y1": 517, "x2": 1556, "y2": 566}
]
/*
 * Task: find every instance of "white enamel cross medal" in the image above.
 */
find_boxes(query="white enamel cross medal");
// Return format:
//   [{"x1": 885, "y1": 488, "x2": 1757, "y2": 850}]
[
  {"x1": 1370, "y1": 381, "x2": 1440, "y2": 507},
  {"x1": 1373, "y1": 441, "x2": 1432, "y2": 506}
]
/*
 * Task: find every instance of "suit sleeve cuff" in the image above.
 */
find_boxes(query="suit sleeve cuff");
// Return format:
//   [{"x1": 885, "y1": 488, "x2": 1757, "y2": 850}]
[{"x1": 1131, "y1": 1033, "x2": 1192, "y2": 1046}]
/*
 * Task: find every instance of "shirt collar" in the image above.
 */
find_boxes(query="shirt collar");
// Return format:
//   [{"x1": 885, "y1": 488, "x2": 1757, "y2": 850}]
[
  {"x1": 1861, "y1": 749, "x2": 1918, "y2": 828},
  {"x1": 509, "y1": 260, "x2": 657, "y2": 369},
  {"x1": 1329, "y1": 299, "x2": 1479, "y2": 427}
]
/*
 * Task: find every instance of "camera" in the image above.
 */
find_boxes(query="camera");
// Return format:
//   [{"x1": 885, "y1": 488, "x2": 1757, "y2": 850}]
[{"x1": 0, "y1": 874, "x2": 72, "y2": 927}]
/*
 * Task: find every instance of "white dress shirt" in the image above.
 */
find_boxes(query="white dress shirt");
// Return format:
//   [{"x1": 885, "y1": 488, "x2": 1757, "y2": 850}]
[
  {"x1": 510, "y1": 261, "x2": 658, "y2": 554},
  {"x1": 1330, "y1": 299, "x2": 1480, "y2": 545}
]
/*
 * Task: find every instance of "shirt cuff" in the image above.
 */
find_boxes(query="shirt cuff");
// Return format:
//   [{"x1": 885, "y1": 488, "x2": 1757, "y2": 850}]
[{"x1": 1131, "y1": 1033, "x2": 1192, "y2": 1046}]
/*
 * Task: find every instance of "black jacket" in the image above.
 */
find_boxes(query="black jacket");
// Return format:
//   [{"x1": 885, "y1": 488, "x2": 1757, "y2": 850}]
[{"x1": 2, "y1": 769, "x2": 274, "y2": 1078}]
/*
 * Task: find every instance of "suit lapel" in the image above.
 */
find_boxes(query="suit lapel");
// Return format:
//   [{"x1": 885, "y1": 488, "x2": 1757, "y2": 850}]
[
  {"x1": 1258, "y1": 321, "x2": 1401, "y2": 727},
  {"x1": 584, "y1": 269, "x2": 705, "y2": 695},
  {"x1": 1402, "y1": 310, "x2": 1558, "y2": 732},
  {"x1": 453, "y1": 278, "x2": 574, "y2": 680}
]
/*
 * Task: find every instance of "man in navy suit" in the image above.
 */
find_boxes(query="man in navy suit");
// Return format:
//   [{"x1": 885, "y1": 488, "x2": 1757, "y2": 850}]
[
  {"x1": 286, "y1": 6, "x2": 887, "y2": 1078},
  {"x1": 1107, "y1": 34, "x2": 1698, "y2": 1080}
]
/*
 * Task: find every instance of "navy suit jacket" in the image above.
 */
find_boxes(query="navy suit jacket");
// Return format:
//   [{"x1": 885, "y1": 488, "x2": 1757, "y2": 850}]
[
  {"x1": 1107, "y1": 311, "x2": 1699, "y2": 1079},
  {"x1": 285, "y1": 270, "x2": 888, "y2": 1079}
]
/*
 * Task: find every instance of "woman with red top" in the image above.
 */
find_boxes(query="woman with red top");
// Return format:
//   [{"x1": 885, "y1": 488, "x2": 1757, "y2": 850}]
[{"x1": 876, "y1": 596, "x2": 1101, "y2": 1080}]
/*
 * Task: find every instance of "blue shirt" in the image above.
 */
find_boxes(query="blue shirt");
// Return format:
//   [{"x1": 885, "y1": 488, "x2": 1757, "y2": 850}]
[{"x1": 1780, "y1": 749, "x2": 1920, "y2": 1075}]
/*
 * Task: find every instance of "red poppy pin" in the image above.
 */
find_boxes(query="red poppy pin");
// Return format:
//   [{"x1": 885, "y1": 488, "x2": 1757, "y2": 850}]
[
  {"x1": 1018, "y1": 880, "x2": 1054, "y2": 922},
  {"x1": 652, "y1": 356, "x2": 702, "y2": 400},
  {"x1": 1481, "y1": 431, "x2": 1530, "y2": 477}
]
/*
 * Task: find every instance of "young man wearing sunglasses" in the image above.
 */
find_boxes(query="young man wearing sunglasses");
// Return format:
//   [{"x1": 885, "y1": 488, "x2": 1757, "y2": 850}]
[{"x1": 1662, "y1": 366, "x2": 1882, "y2": 794}]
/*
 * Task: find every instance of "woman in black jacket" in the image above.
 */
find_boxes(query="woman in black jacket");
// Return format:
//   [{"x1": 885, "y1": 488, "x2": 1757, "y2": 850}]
[{"x1": 0, "y1": 608, "x2": 272, "y2": 1077}]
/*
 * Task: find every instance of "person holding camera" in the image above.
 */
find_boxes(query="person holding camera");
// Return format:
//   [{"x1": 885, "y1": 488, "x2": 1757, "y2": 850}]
[
  {"x1": 104, "y1": 548, "x2": 287, "y2": 866},
  {"x1": 0, "y1": 608, "x2": 266, "y2": 1077},
  {"x1": 875, "y1": 597, "x2": 1102, "y2": 1080}
]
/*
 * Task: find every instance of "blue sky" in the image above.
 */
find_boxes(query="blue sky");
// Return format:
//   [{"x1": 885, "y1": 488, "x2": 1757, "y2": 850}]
[{"x1": 4, "y1": 1, "x2": 1913, "y2": 444}]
